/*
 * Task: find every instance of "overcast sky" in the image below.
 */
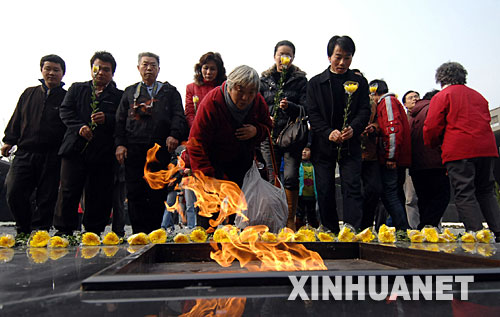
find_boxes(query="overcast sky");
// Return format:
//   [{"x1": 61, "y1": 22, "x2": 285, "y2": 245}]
[{"x1": 1, "y1": 0, "x2": 499, "y2": 132}]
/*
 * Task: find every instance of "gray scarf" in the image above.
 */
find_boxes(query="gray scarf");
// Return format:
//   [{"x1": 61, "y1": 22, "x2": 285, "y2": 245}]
[{"x1": 224, "y1": 85, "x2": 252, "y2": 126}]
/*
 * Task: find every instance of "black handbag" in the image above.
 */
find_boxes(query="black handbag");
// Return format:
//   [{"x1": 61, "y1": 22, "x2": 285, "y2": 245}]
[{"x1": 276, "y1": 105, "x2": 309, "y2": 151}]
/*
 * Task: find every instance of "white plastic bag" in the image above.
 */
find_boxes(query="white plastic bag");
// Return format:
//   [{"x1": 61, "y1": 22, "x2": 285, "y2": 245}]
[{"x1": 235, "y1": 162, "x2": 288, "y2": 233}]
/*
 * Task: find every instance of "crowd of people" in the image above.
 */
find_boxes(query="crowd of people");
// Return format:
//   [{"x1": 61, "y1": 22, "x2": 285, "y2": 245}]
[{"x1": 2, "y1": 35, "x2": 500, "y2": 242}]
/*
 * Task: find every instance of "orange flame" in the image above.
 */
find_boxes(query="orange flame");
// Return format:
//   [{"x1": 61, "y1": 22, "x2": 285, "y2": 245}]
[
  {"x1": 180, "y1": 297, "x2": 246, "y2": 317},
  {"x1": 165, "y1": 195, "x2": 186, "y2": 224},
  {"x1": 143, "y1": 142, "x2": 248, "y2": 233},
  {"x1": 210, "y1": 225, "x2": 327, "y2": 271}
]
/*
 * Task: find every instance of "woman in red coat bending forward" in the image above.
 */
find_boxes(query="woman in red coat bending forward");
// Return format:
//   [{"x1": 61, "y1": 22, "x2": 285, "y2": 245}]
[{"x1": 188, "y1": 65, "x2": 273, "y2": 188}]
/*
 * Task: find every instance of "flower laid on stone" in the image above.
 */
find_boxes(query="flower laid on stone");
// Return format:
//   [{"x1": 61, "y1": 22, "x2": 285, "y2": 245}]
[
  {"x1": 277, "y1": 228, "x2": 295, "y2": 242},
  {"x1": 296, "y1": 227, "x2": 316, "y2": 242},
  {"x1": 213, "y1": 228, "x2": 231, "y2": 243},
  {"x1": 0, "y1": 234, "x2": 15, "y2": 248},
  {"x1": 294, "y1": 231, "x2": 306, "y2": 242},
  {"x1": 48, "y1": 236, "x2": 69, "y2": 248},
  {"x1": 407, "y1": 229, "x2": 424, "y2": 243},
  {"x1": 443, "y1": 228, "x2": 457, "y2": 241},
  {"x1": 461, "y1": 232, "x2": 476, "y2": 243},
  {"x1": 49, "y1": 249, "x2": 68, "y2": 260},
  {"x1": 80, "y1": 246, "x2": 100, "y2": 259},
  {"x1": 173, "y1": 233, "x2": 190, "y2": 243},
  {"x1": 476, "y1": 229, "x2": 494, "y2": 243},
  {"x1": 260, "y1": 231, "x2": 277, "y2": 242},
  {"x1": 190, "y1": 227, "x2": 208, "y2": 243},
  {"x1": 356, "y1": 228, "x2": 376, "y2": 243},
  {"x1": 317, "y1": 232, "x2": 335, "y2": 242},
  {"x1": 127, "y1": 233, "x2": 150, "y2": 245},
  {"x1": 0, "y1": 249, "x2": 14, "y2": 263},
  {"x1": 29, "y1": 230, "x2": 51, "y2": 248},
  {"x1": 338, "y1": 225, "x2": 356, "y2": 242},
  {"x1": 240, "y1": 227, "x2": 260, "y2": 243},
  {"x1": 102, "y1": 246, "x2": 119, "y2": 257},
  {"x1": 102, "y1": 232, "x2": 121, "y2": 245},
  {"x1": 422, "y1": 227, "x2": 439, "y2": 243},
  {"x1": 81, "y1": 232, "x2": 101, "y2": 246},
  {"x1": 148, "y1": 229, "x2": 167, "y2": 244},
  {"x1": 378, "y1": 224, "x2": 396, "y2": 243}
]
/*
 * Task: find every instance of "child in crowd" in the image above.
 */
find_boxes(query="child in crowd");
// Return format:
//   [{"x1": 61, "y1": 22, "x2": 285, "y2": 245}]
[{"x1": 296, "y1": 147, "x2": 319, "y2": 228}]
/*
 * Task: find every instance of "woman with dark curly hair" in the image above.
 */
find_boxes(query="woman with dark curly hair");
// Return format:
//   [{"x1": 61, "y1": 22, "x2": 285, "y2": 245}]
[
  {"x1": 185, "y1": 52, "x2": 226, "y2": 128},
  {"x1": 259, "y1": 40, "x2": 308, "y2": 230},
  {"x1": 424, "y1": 62, "x2": 500, "y2": 242}
]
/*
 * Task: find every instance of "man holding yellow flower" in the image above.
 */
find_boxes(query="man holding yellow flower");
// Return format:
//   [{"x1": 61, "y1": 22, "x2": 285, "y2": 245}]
[{"x1": 306, "y1": 35, "x2": 370, "y2": 233}]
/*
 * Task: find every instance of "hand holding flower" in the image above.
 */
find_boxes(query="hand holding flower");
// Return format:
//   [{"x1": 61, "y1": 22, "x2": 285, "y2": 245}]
[
  {"x1": 329, "y1": 129, "x2": 343, "y2": 143},
  {"x1": 341, "y1": 126, "x2": 353, "y2": 141},
  {"x1": 79, "y1": 125, "x2": 93, "y2": 141},
  {"x1": 279, "y1": 97, "x2": 288, "y2": 110},
  {"x1": 91, "y1": 111, "x2": 105, "y2": 124}
]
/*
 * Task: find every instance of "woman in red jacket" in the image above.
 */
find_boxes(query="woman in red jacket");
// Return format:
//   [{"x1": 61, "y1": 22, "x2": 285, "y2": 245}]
[
  {"x1": 424, "y1": 62, "x2": 500, "y2": 241},
  {"x1": 185, "y1": 52, "x2": 226, "y2": 129}
]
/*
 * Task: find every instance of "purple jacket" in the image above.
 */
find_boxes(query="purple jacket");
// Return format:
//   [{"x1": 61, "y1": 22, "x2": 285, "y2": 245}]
[{"x1": 409, "y1": 99, "x2": 444, "y2": 171}]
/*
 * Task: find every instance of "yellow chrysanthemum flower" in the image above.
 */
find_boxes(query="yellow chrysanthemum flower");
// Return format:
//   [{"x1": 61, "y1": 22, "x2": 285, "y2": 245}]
[
  {"x1": 297, "y1": 229, "x2": 316, "y2": 242},
  {"x1": 422, "y1": 227, "x2": 439, "y2": 243},
  {"x1": 190, "y1": 228, "x2": 208, "y2": 243},
  {"x1": 343, "y1": 81, "x2": 359, "y2": 95},
  {"x1": 0, "y1": 234, "x2": 15, "y2": 248},
  {"x1": 260, "y1": 232, "x2": 277, "y2": 242},
  {"x1": 476, "y1": 229, "x2": 494, "y2": 243},
  {"x1": 28, "y1": 247, "x2": 49, "y2": 263},
  {"x1": 461, "y1": 232, "x2": 476, "y2": 243},
  {"x1": 477, "y1": 244, "x2": 496, "y2": 257},
  {"x1": 294, "y1": 232, "x2": 306, "y2": 242},
  {"x1": 443, "y1": 228, "x2": 457, "y2": 241},
  {"x1": 102, "y1": 246, "x2": 119, "y2": 257},
  {"x1": 378, "y1": 231, "x2": 396, "y2": 243},
  {"x1": 277, "y1": 228, "x2": 295, "y2": 242},
  {"x1": 369, "y1": 85, "x2": 378, "y2": 94},
  {"x1": 92, "y1": 65, "x2": 100, "y2": 76},
  {"x1": 213, "y1": 228, "x2": 231, "y2": 243},
  {"x1": 49, "y1": 249, "x2": 68, "y2": 260},
  {"x1": 148, "y1": 229, "x2": 167, "y2": 244},
  {"x1": 29, "y1": 230, "x2": 51, "y2": 248},
  {"x1": 0, "y1": 248, "x2": 15, "y2": 262},
  {"x1": 407, "y1": 229, "x2": 425, "y2": 243},
  {"x1": 317, "y1": 232, "x2": 335, "y2": 242},
  {"x1": 173, "y1": 233, "x2": 190, "y2": 243},
  {"x1": 102, "y1": 232, "x2": 121, "y2": 245},
  {"x1": 81, "y1": 246, "x2": 100, "y2": 259},
  {"x1": 127, "y1": 233, "x2": 150, "y2": 245},
  {"x1": 48, "y1": 236, "x2": 69, "y2": 248},
  {"x1": 378, "y1": 224, "x2": 396, "y2": 243},
  {"x1": 193, "y1": 95, "x2": 200, "y2": 104},
  {"x1": 356, "y1": 228, "x2": 376, "y2": 243},
  {"x1": 338, "y1": 226, "x2": 356, "y2": 242},
  {"x1": 437, "y1": 233, "x2": 455, "y2": 243},
  {"x1": 82, "y1": 232, "x2": 101, "y2": 246},
  {"x1": 280, "y1": 55, "x2": 291, "y2": 66}
]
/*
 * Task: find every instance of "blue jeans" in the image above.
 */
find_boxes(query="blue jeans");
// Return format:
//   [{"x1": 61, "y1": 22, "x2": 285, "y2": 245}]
[
  {"x1": 161, "y1": 191, "x2": 178, "y2": 229},
  {"x1": 380, "y1": 166, "x2": 410, "y2": 230},
  {"x1": 184, "y1": 189, "x2": 197, "y2": 229}
]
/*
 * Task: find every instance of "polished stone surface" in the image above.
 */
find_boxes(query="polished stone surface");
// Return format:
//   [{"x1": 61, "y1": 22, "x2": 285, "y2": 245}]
[{"x1": 1, "y1": 237, "x2": 500, "y2": 316}]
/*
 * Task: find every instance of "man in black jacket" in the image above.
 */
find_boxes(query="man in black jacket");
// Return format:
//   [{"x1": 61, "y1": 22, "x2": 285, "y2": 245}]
[
  {"x1": 115, "y1": 52, "x2": 187, "y2": 233},
  {"x1": 306, "y1": 36, "x2": 370, "y2": 233},
  {"x1": 2, "y1": 54, "x2": 67, "y2": 234},
  {"x1": 53, "y1": 51, "x2": 123, "y2": 235}
]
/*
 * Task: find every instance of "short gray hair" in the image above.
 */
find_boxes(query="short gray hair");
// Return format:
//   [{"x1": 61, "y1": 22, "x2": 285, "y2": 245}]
[
  {"x1": 138, "y1": 52, "x2": 160, "y2": 65},
  {"x1": 226, "y1": 65, "x2": 260, "y2": 91},
  {"x1": 435, "y1": 62, "x2": 467, "y2": 86}
]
